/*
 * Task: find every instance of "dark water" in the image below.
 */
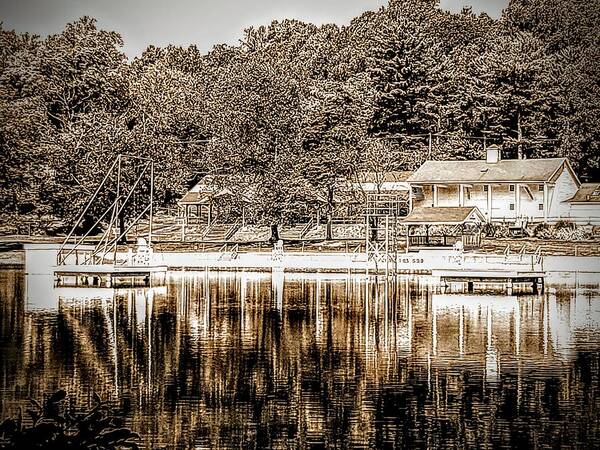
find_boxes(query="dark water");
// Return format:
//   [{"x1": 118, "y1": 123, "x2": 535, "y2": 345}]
[{"x1": 1, "y1": 269, "x2": 599, "y2": 449}]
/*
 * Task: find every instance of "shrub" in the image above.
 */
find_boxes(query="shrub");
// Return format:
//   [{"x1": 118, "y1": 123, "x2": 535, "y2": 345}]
[
  {"x1": 0, "y1": 390, "x2": 139, "y2": 449},
  {"x1": 482, "y1": 223, "x2": 510, "y2": 238},
  {"x1": 533, "y1": 223, "x2": 555, "y2": 239}
]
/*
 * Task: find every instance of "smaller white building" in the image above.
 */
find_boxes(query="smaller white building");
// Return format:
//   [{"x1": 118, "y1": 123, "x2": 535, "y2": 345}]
[
  {"x1": 566, "y1": 183, "x2": 600, "y2": 224},
  {"x1": 407, "y1": 146, "x2": 581, "y2": 224}
]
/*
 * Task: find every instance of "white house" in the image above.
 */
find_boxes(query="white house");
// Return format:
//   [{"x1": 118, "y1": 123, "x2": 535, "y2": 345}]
[
  {"x1": 407, "y1": 146, "x2": 581, "y2": 223},
  {"x1": 566, "y1": 183, "x2": 600, "y2": 224}
]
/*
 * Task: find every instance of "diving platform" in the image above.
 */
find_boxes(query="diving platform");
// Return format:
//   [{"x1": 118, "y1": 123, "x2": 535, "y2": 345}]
[{"x1": 55, "y1": 264, "x2": 167, "y2": 288}]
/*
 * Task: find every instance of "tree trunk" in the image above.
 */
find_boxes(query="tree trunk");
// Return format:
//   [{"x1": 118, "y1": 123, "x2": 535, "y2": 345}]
[
  {"x1": 118, "y1": 213, "x2": 126, "y2": 244},
  {"x1": 517, "y1": 110, "x2": 524, "y2": 159},
  {"x1": 326, "y1": 185, "x2": 334, "y2": 240},
  {"x1": 270, "y1": 223, "x2": 280, "y2": 243}
]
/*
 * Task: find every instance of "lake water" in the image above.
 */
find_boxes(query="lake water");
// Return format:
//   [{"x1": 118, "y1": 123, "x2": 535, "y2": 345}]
[{"x1": 1, "y1": 268, "x2": 599, "y2": 449}]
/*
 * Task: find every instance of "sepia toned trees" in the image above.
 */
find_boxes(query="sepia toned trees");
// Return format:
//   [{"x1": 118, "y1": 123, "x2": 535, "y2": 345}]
[{"x1": 1, "y1": 0, "x2": 598, "y2": 230}]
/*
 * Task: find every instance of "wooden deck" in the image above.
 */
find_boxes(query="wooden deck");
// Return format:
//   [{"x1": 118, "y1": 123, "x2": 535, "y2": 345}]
[
  {"x1": 433, "y1": 268, "x2": 545, "y2": 295},
  {"x1": 55, "y1": 264, "x2": 167, "y2": 288}
]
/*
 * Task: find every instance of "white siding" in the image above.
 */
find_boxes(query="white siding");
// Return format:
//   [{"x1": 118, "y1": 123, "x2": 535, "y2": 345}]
[
  {"x1": 437, "y1": 185, "x2": 459, "y2": 207},
  {"x1": 568, "y1": 203, "x2": 600, "y2": 224},
  {"x1": 548, "y1": 168, "x2": 579, "y2": 219}
]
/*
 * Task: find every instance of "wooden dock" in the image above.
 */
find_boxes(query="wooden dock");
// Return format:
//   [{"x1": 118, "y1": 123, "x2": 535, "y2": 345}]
[
  {"x1": 433, "y1": 269, "x2": 545, "y2": 295},
  {"x1": 55, "y1": 264, "x2": 167, "y2": 288}
]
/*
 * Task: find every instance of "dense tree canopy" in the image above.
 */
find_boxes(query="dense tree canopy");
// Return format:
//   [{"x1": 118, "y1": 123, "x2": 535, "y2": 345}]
[{"x1": 1, "y1": 0, "x2": 598, "y2": 230}]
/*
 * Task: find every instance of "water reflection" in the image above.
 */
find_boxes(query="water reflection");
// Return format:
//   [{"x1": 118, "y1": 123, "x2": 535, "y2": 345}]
[{"x1": 1, "y1": 269, "x2": 599, "y2": 448}]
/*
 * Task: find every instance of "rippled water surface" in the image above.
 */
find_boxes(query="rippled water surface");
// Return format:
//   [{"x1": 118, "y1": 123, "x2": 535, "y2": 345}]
[{"x1": 1, "y1": 269, "x2": 600, "y2": 448}]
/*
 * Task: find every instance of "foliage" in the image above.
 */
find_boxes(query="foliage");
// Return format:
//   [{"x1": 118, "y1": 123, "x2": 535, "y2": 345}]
[
  {"x1": 1, "y1": 0, "x2": 599, "y2": 230},
  {"x1": 0, "y1": 390, "x2": 139, "y2": 449}
]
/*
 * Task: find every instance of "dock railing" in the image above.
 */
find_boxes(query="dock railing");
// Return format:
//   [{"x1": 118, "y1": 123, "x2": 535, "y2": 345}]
[{"x1": 443, "y1": 250, "x2": 544, "y2": 273}]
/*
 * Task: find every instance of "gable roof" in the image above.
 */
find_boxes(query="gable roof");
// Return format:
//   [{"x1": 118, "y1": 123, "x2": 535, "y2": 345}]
[
  {"x1": 402, "y1": 206, "x2": 485, "y2": 225},
  {"x1": 567, "y1": 183, "x2": 600, "y2": 203},
  {"x1": 178, "y1": 188, "x2": 251, "y2": 205},
  {"x1": 407, "y1": 158, "x2": 574, "y2": 184}
]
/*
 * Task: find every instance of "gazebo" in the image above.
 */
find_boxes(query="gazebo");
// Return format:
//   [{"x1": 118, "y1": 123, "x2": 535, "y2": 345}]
[
  {"x1": 178, "y1": 176, "x2": 251, "y2": 226},
  {"x1": 402, "y1": 206, "x2": 486, "y2": 252}
]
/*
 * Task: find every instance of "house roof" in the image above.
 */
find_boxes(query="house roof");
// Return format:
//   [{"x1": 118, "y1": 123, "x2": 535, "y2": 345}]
[
  {"x1": 567, "y1": 183, "x2": 600, "y2": 203},
  {"x1": 407, "y1": 158, "x2": 572, "y2": 184},
  {"x1": 178, "y1": 192, "x2": 206, "y2": 205},
  {"x1": 178, "y1": 188, "x2": 250, "y2": 205},
  {"x1": 402, "y1": 206, "x2": 485, "y2": 225}
]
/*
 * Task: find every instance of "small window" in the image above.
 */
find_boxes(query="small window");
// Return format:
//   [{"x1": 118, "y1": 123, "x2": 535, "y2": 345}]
[
  {"x1": 538, "y1": 184, "x2": 544, "y2": 191},
  {"x1": 483, "y1": 185, "x2": 488, "y2": 192},
  {"x1": 539, "y1": 203, "x2": 544, "y2": 210},
  {"x1": 509, "y1": 203, "x2": 515, "y2": 211},
  {"x1": 466, "y1": 187, "x2": 471, "y2": 200},
  {"x1": 509, "y1": 184, "x2": 515, "y2": 192}
]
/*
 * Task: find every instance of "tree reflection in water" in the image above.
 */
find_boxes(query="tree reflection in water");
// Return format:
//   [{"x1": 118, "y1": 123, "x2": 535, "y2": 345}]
[{"x1": 1, "y1": 269, "x2": 599, "y2": 448}]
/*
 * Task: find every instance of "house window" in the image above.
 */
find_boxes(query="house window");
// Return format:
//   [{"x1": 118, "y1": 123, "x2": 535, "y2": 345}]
[
  {"x1": 539, "y1": 203, "x2": 544, "y2": 210},
  {"x1": 538, "y1": 184, "x2": 544, "y2": 191},
  {"x1": 483, "y1": 185, "x2": 488, "y2": 192},
  {"x1": 465, "y1": 187, "x2": 471, "y2": 200},
  {"x1": 509, "y1": 184, "x2": 515, "y2": 192},
  {"x1": 509, "y1": 203, "x2": 515, "y2": 211}
]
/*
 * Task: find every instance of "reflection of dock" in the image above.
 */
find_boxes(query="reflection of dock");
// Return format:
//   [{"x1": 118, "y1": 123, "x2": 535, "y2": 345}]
[{"x1": 55, "y1": 265, "x2": 167, "y2": 288}]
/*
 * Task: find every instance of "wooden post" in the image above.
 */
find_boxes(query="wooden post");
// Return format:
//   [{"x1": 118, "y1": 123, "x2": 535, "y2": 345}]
[
  {"x1": 487, "y1": 184, "x2": 492, "y2": 222},
  {"x1": 385, "y1": 215, "x2": 389, "y2": 279},
  {"x1": 433, "y1": 185, "x2": 438, "y2": 207},
  {"x1": 149, "y1": 161, "x2": 154, "y2": 246},
  {"x1": 515, "y1": 183, "x2": 520, "y2": 219},
  {"x1": 543, "y1": 183, "x2": 548, "y2": 223},
  {"x1": 459, "y1": 184, "x2": 464, "y2": 207}
]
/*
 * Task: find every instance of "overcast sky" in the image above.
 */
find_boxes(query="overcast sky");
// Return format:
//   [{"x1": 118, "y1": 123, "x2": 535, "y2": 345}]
[{"x1": 0, "y1": 0, "x2": 507, "y2": 58}]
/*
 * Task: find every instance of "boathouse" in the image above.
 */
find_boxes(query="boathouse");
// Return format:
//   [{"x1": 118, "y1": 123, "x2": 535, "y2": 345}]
[
  {"x1": 403, "y1": 206, "x2": 485, "y2": 251},
  {"x1": 407, "y1": 146, "x2": 581, "y2": 223}
]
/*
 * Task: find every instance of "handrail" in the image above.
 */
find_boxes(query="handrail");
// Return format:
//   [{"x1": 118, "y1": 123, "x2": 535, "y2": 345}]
[
  {"x1": 58, "y1": 157, "x2": 120, "y2": 257},
  {"x1": 202, "y1": 223, "x2": 213, "y2": 239},
  {"x1": 300, "y1": 218, "x2": 314, "y2": 239},
  {"x1": 534, "y1": 245, "x2": 543, "y2": 265},
  {"x1": 224, "y1": 222, "x2": 240, "y2": 241},
  {"x1": 57, "y1": 197, "x2": 120, "y2": 265},
  {"x1": 518, "y1": 244, "x2": 527, "y2": 260}
]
